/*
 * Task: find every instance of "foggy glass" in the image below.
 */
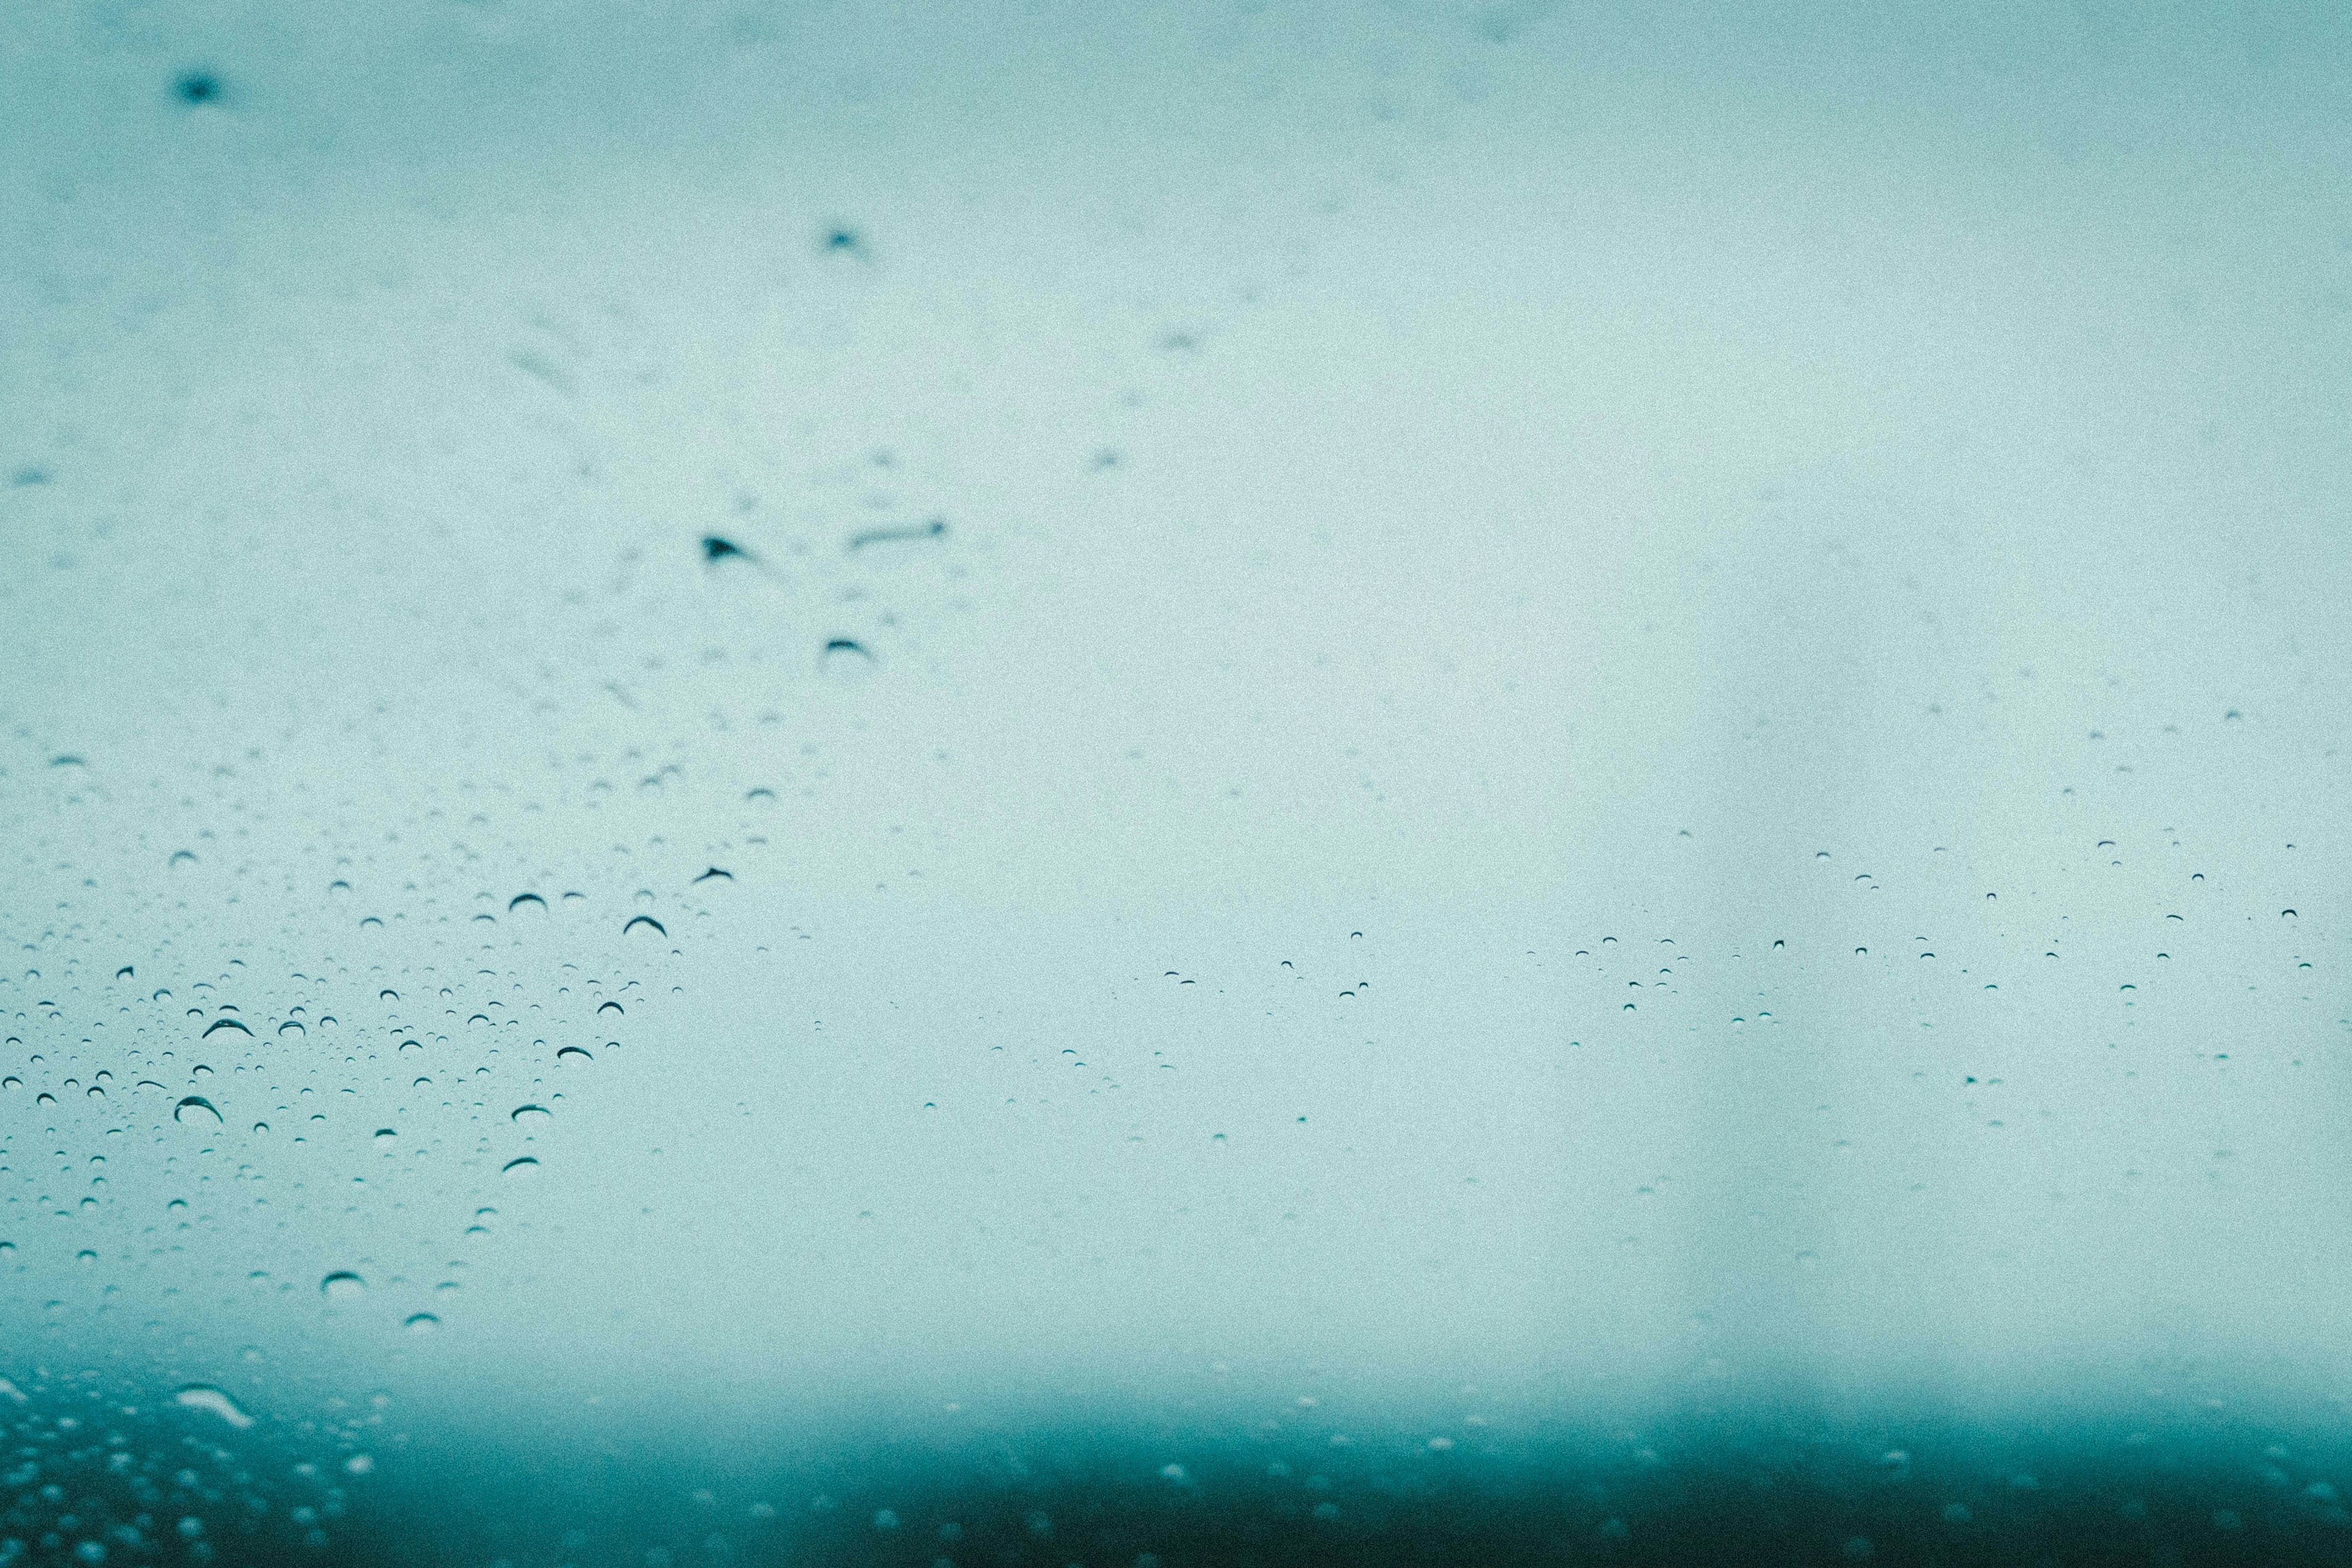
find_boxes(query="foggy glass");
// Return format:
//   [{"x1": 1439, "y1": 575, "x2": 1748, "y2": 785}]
[{"x1": 4, "y1": 2, "x2": 2351, "y2": 1562}]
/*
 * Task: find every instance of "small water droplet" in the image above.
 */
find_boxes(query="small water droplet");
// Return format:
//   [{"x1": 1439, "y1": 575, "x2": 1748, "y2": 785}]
[
  {"x1": 501, "y1": 1156, "x2": 541, "y2": 1178},
  {"x1": 820, "y1": 637, "x2": 876, "y2": 677}
]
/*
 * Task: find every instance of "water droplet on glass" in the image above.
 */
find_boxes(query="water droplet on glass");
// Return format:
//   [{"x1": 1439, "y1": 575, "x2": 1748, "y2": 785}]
[
  {"x1": 320, "y1": 1271, "x2": 366, "y2": 1301},
  {"x1": 173, "y1": 1096, "x2": 222, "y2": 1126},
  {"x1": 172, "y1": 1385, "x2": 253, "y2": 1430},
  {"x1": 821, "y1": 638, "x2": 876, "y2": 677}
]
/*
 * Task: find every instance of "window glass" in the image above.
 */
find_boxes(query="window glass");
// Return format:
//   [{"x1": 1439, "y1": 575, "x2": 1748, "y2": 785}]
[{"x1": 4, "y1": 3, "x2": 2350, "y2": 1561}]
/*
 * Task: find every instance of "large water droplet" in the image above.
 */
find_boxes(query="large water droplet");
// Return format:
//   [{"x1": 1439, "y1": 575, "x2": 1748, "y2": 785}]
[
  {"x1": 172, "y1": 1385, "x2": 253, "y2": 1430},
  {"x1": 173, "y1": 1095, "x2": 222, "y2": 1126},
  {"x1": 501, "y1": 1156, "x2": 541, "y2": 1178},
  {"x1": 320, "y1": 1270, "x2": 366, "y2": 1301}
]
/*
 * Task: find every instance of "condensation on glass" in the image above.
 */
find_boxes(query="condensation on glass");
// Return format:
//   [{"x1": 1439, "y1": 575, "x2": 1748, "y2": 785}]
[{"x1": 2, "y1": 2, "x2": 2349, "y2": 1561}]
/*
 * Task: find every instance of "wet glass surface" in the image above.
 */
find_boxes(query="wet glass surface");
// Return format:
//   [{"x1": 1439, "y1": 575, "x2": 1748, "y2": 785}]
[{"x1": 4, "y1": 3, "x2": 2352, "y2": 1562}]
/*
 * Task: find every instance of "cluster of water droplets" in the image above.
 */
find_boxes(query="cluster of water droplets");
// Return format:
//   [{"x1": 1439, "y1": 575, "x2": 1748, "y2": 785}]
[{"x1": 0, "y1": 1365, "x2": 380, "y2": 1564}]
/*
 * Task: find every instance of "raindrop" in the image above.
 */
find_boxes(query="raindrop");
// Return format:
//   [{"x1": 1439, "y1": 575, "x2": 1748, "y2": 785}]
[
  {"x1": 557, "y1": 1046, "x2": 593, "y2": 1063},
  {"x1": 173, "y1": 1096, "x2": 222, "y2": 1126},
  {"x1": 404, "y1": 1313, "x2": 440, "y2": 1335},
  {"x1": 501, "y1": 1156, "x2": 541, "y2": 1178},
  {"x1": 320, "y1": 1271, "x2": 366, "y2": 1300},
  {"x1": 172, "y1": 1385, "x2": 252, "y2": 1430},
  {"x1": 509, "y1": 892, "x2": 548, "y2": 913},
  {"x1": 821, "y1": 637, "x2": 875, "y2": 674},
  {"x1": 623, "y1": 915, "x2": 667, "y2": 938},
  {"x1": 848, "y1": 518, "x2": 947, "y2": 551},
  {"x1": 511, "y1": 1104, "x2": 551, "y2": 1124}
]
